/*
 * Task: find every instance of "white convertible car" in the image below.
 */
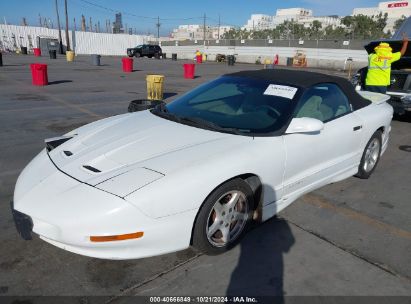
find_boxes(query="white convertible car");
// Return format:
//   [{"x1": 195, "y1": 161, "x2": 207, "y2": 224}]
[{"x1": 12, "y1": 69, "x2": 393, "y2": 260}]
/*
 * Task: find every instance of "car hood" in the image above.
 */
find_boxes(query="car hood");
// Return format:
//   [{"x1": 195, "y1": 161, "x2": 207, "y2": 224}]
[
  {"x1": 47, "y1": 111, "x2": 229, "y2": 186},
  {"x1": 364, "y1": 39, "x2": 411, "y2": 57}
]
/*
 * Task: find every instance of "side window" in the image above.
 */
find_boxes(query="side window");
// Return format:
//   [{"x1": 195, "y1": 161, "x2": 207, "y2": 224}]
[{"x1": 294, "y1": 83, "x2": 351, "y2": 122}]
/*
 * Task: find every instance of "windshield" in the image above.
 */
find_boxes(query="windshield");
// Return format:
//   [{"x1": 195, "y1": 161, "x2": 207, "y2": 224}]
[{"x1": 153, "y1": 76, "x2": 300, "y2": 135}]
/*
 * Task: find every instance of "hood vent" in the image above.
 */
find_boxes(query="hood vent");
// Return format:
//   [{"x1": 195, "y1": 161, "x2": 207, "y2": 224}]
[
  {"x1": 45, "y1": 136, "x2": 73, "y2": 152},
  {"x1": 63, "y1": 151, "x2": 73, "y2": 156},
  {"x1": 83, "y1": 165, "x2": 101, "y2": 173}
]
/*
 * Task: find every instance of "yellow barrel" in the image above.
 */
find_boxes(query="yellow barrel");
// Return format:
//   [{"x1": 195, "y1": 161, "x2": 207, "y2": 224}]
[
  {"x1": 66, "y1": 51, "x2": 75, "y2": 62},
  {"x1": 146, "y1": 74, "x2": 165, "y2": 100},
  {"x1": 202, "y1": 53, "x2": 207, "y2": 62}
]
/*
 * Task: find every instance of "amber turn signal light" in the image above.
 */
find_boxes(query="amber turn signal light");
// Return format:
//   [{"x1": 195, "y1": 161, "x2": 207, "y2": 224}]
[{"x1": 90, "y1": 231, "x2": 144, "y2": 242}]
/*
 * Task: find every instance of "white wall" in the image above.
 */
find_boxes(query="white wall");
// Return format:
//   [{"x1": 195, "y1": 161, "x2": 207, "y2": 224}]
[
  {"x1": 0, "y1": 24, "x2": 151, "y2": 55},
  {"x1": 72, "y1": 31, "x2": 149, "y2": 55},
  {"x1": 161, "y1": 45, "x2": 368, "y2": 69}
]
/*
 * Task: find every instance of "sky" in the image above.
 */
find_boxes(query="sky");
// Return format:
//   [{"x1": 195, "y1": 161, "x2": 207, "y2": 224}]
[{"x1": 0, "y1": 0, "x2": 382, "y2": 35}]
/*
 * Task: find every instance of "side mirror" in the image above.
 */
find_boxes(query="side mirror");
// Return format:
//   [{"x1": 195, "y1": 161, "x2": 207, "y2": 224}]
[{"x1": 285, "y1": 117, "x2": 324, "y2": 134}]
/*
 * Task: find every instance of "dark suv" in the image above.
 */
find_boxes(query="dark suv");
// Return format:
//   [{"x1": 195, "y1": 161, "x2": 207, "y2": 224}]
[
  {"x1": 352, "y1": 18, "x2": 411, "y2": 115},
  {"x1": 127, "y1": 44, "x2": 162, "y2": 58}
]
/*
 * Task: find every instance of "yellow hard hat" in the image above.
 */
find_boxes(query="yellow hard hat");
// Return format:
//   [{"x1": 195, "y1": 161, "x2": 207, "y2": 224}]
[{"x1": 374, "y1": 42, "x2": 392, "y2": 53}]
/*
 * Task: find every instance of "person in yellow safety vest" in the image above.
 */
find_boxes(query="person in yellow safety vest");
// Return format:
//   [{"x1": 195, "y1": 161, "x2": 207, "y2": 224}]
[{"x1": 365, "y1": 33, "x2": 409, "y2": 94}]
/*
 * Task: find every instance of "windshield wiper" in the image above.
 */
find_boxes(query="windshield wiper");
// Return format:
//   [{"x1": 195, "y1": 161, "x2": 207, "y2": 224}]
[
  {"x1": 152, "y1": 106, "x2": 249, "y2": 135},
  {"x1": 178, "y1": 116, "x2": 249, "y2": 135}
]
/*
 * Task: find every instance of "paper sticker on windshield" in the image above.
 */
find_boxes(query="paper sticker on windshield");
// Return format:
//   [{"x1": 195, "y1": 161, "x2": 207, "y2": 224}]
[{"x1": 263, "y1": 85, "x2": 298, "y2": 99}]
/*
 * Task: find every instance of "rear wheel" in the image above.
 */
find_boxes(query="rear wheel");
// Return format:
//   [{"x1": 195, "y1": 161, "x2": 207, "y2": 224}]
[
  {"x1": 192, "y1": 179, "x2": 254, "y2": 254},
  {"x1": 356, "y1": 130, "x2": 382, "y2": 179}
]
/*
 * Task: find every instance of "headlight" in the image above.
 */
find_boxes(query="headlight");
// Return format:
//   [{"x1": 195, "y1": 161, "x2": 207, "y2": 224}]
[{"x1": 400, "y1": 95, "x2": 411, "y2": 105}]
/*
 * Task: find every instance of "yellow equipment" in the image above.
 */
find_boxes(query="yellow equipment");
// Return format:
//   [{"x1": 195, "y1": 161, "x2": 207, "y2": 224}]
[
  {"x1": 66, "y1": 51, "x2": 75, "y2": 62},
  {"x1": 146, "y1": 75, "x2": 165, "y2": 100}
]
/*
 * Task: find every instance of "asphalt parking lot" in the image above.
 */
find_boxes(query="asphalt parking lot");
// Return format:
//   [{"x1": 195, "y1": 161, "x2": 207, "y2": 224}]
[{"x1": 0, "y1": 53, "x2": 410, "y2": 300}]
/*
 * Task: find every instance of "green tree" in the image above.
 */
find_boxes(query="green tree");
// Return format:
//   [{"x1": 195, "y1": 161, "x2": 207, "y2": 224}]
[
  {"x1": 341, "y1": 13, "x2": 388, "y2": 39},
  {"x1": 394, "y1": 15, "x2": 407, "y2": 33}
]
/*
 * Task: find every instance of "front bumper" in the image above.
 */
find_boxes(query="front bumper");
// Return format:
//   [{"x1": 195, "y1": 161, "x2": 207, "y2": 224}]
[
  {"x1": 387, "y1": 94, "x2": 411, "y2": 114},
  {"x1": 12, "y1": 149, "x2": 196, "y2": 259}
]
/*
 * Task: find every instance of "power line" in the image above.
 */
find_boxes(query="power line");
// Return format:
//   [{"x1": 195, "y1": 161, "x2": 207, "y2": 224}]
[{"x1": 78, "y1": 0, "x2": 202, "y2": 21}]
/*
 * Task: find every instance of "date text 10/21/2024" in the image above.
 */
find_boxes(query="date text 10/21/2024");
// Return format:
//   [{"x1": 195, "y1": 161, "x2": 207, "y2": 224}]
[{"x1": 149, "y1": 297, "x2": 258, "y2": 303}]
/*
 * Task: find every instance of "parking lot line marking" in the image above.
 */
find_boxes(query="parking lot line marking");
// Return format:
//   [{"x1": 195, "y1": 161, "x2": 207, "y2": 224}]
[
  {"x1": 302, "y1": 193, "x2": 411, "y2": 240},
  {"x1": 0, "y1": 73, "x2": 102, "y2": 118},
  {"x1": 0, "y1": 169, "x2": 21, "y2": 178},
  {"x1": 40, "y1": 93, "x2": 102, "y2": 118},
  {"x1": 0, "y1": 102, "x2": 122, "y2": 114}
]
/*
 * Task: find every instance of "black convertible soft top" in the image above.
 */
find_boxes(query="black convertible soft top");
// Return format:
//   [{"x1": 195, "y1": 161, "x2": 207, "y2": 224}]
[{"x1": 225, "y1": 69, "x2": 371, "y2": 110}]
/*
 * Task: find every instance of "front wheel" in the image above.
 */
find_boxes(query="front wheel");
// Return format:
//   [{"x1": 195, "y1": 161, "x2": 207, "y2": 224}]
[
  {"x1": 192, "y1": 179, "x2": 254, "y2": 254},
  {"x1": 356, "y1": 130, "x2": 382, "y2": 179}
]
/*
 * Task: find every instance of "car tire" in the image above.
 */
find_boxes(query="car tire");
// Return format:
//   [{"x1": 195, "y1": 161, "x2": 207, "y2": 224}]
[
  {"x1": 356, "y1": 130, "x2": 382, "y2": 179},
  {"x1": 135, "y1": 52, "x2": 141, "y2": 58},
  {"x1": 192, "y1": 178, "x2": 254, "y2": 255}
]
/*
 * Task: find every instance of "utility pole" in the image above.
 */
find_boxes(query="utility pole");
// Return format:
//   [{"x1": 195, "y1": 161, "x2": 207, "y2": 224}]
[
  {"x1": 89, "y1": 17, "x2": 92, "y2": 31},
  {"x1": 156, "y1": 16, "x2": 160, "y2": 42},
  {"x1": 22, "y1": 17, "x2": 27, "y2": 26},
  {"x1": 39, "y1": 14, "x2": 42, "y2": 27},
  {"x1": 97, "y1": 21, "x2": 100, "y2": 33},
  {"x1": 217, "y1": 15, "x2": 220, "y2": 40},
  {"x1": 81, "y1": 15, "x2": 86, "y2": 31},
  {"x1": 55, "y1": 0, "x2": 63, "y2": 53},
  {"x1": 203, "y1": 13, "x2": 206, "y2": 46},
  {"x1": 73, "y1": 17, "x2": 76, "y2": 31},
  {"x1": 64, "y1": 0, "x2": 70, "y2": 51}
]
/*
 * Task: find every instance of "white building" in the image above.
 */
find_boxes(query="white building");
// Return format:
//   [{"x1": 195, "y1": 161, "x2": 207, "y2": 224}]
[
  {"x1": 298, "y1": 16, "x2": 342, "y2": 28},
  {"x1": 353, "y1": 1, "x2": 411, "y2": 32},
  {"x1": 242, "y1": 8, "x2": 341, "y2": 31},
  {"x1": 243, "y1": 14, "x2": 274, "y2": 30},
  {"x1": 171, "y1": 24, "x2": 233, "y2": 40},
  {"x1": 211, "y1": 26, "x2": 233, "y2": 39}
]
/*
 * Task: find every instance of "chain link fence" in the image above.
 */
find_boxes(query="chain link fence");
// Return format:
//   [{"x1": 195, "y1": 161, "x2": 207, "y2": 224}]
[{"x1": 157, "y1": 39, "x2": 370, "y2": 50}]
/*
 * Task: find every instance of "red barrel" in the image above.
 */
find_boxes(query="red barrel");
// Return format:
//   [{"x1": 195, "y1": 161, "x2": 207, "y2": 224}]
[
  {"x1": 33, "y1": 48, "x2": 41, "y2": 57},
  {"x1": 183, "y1": 63, "x2": 195, "y2": 79},
  {"x1": 30, "y1": 63, "x2": 48, "y2": 86},
  {"x1": 196, "y1": 55, "x2": 202, "y2": 64},
  {"x1": 122, "y1": 57, "x2": 133, "y2": 72},
  {"x1": 274, "y1": 54, "x2": 279, "y2": 65}
]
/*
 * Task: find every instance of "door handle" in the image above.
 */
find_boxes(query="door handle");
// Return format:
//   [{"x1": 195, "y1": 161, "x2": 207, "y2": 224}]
[{"x1": 353, "y1": 125, "x2": 362, "y2": 131}]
